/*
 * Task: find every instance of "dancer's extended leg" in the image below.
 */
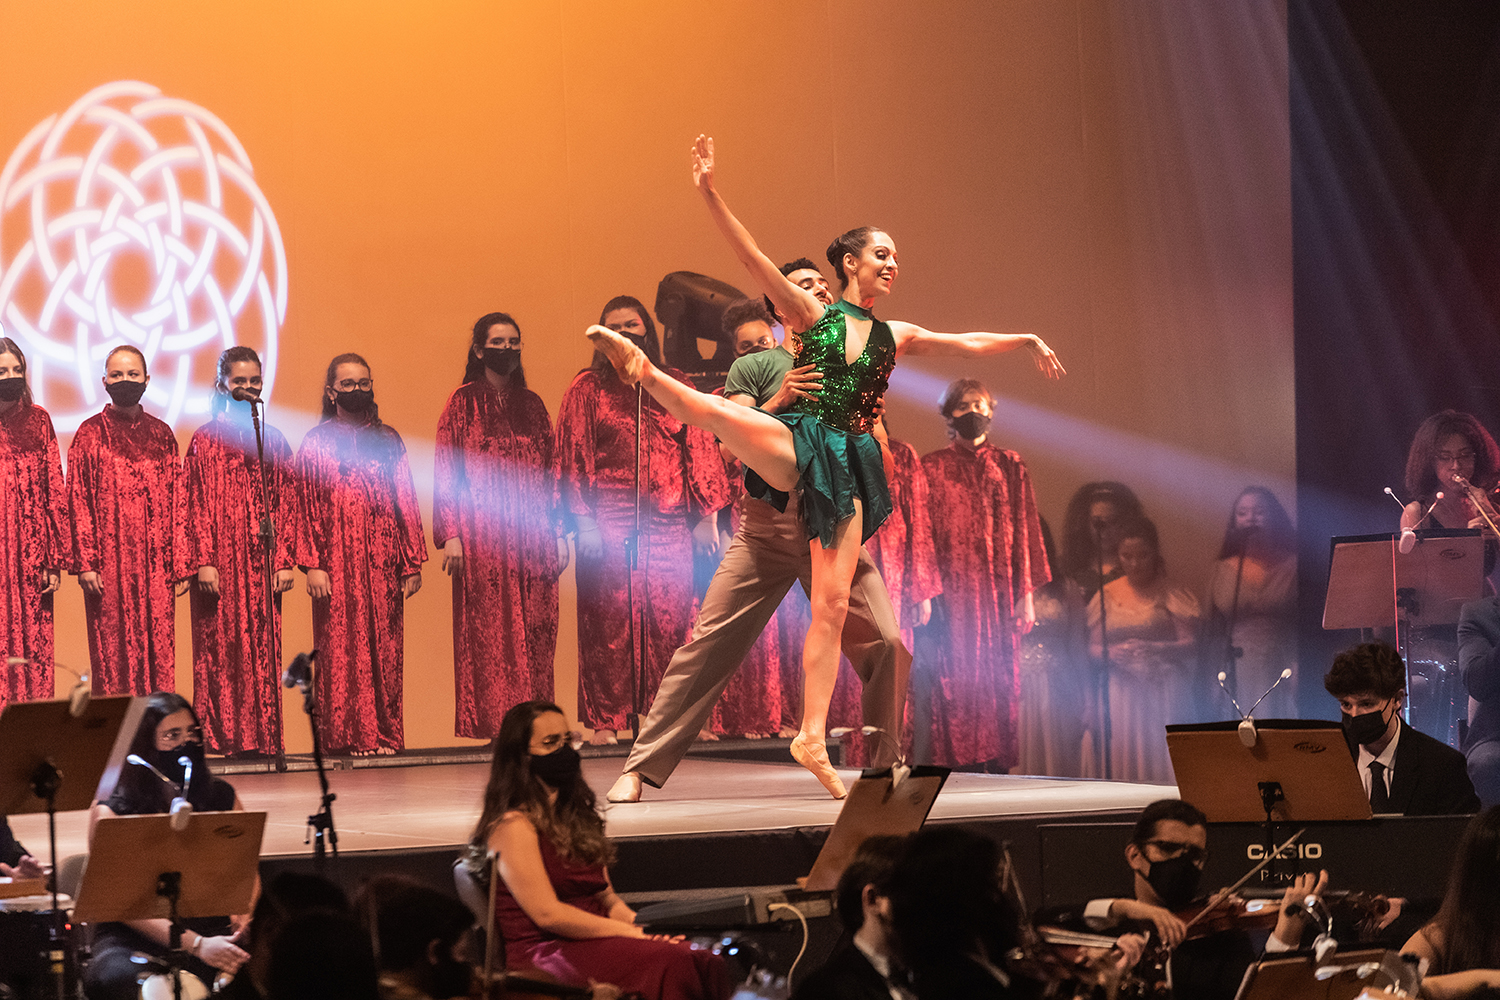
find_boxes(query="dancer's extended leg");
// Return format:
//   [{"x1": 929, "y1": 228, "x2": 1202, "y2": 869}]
[
  {"x1": 791, "y1": 499, "x2": 864, "y2": 799},
  {"x1": 588, "y1": 325, "x2": 800, "y2": 491}
]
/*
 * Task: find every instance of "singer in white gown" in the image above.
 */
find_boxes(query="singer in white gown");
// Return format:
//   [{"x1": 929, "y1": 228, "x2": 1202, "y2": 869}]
[{"x1": 1086, "y1": 518, "x2": 1200, "y2": 784}]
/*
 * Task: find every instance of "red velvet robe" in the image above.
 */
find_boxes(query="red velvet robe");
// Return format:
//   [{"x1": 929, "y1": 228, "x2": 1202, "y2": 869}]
[
  {"x1": 556, "y1": 367, "x2": 730, "y2": 732},
  {"x1": 918, "y1": 442, "x2": 1048, "y2": 768},
  {"x1": 295, "y1": 416, "x2": 428, "y2": 754},
  {"x1": 67, "y1": 405, "x2": 180, "y2": 695},
  {"x1": 0, "y1": 403, "x2": 66, "y2": 705},
  {"x1": 434, "y1": 380, "x2": 562, "y2": 739},
  {"x1": 179, "y1": 410, "x2": 297, "y2": 754},
  {"x1": 829, "y1": 439, "x2": 941, "y2": 762},
  {"x1": 707, "y1": 460, "x2": 784, "y2": 737}
]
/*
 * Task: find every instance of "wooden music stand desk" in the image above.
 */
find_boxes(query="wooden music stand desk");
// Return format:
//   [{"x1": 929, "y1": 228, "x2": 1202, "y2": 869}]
[
  {"x1": 802, "y1": 766, "x2": 949, "y2": 892},
  {"x1": 0, "y1": 695, "x2": 142, "y2": 815}
]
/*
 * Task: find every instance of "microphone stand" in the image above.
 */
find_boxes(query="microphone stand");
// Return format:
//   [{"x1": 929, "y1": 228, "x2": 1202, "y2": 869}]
[
  {"x1": 1094, "y1": 520, "x2": 1113, "y2": 779},
  {"x1": 1221, "y1": 531, "x2": 1250, "y2": 714},
  {"x1": 245, "y1": 395, "x2": 284, "y2": 772},
  {"x1": 289, "y1": 653, "x2": 338, "y2": 866},
  {"x1": 625, "y1": 385, "x2": 646, "y2": 736}
]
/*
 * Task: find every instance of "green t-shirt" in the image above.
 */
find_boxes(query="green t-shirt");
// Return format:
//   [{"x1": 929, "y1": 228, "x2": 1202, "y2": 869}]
[{"x1": 723, "y1": 345, "x2": 796, "y2": 407}]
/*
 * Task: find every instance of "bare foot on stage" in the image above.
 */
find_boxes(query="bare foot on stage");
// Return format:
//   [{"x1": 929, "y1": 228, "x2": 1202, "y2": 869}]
[
  {"x1": 778, "y1": 725, "x2": 799, "y2": 739},
  {"x1": 607, "y1": 771, "x2": 643, "y2": 803},
  {"x1": 589, "y1": 729, "x2": 618, "y2": 746},
  {"x1": 790, "y1": 734, "x2": 847, "y2": 799},
  {"x1": 696, "y1": 729, "x2": 719, "y2": 741},
  {"x1": 586, "y1": 325, "x2": 646, "y2": 385}
]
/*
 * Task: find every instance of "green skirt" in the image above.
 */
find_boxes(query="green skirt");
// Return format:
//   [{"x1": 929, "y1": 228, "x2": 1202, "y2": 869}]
[{"x1": 745, "y1": 412, "x2": 892, "y2": 548}]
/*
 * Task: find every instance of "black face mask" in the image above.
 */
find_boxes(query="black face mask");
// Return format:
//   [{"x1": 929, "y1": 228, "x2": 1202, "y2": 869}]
[
  {"x1": 952, "y1": 411, "x2": 991, "y2": 440},
  {"x1": 336, "y1": 388, "x2": 375, "y2": 414},
  {"x1": 0, "y1": 376, "x2": 24, "y2": 402},
  {"x1": 150, "y1": 740, "x2": 207, "y2": 789},
  {"x1": 1145, "y1": 855, "x2": 1202, "y2": 910},
  {"x1": 530, "y1": 744, "x2": 582, "y2": 789},
  {"x1": 1342, "y1": 703, "x2": 1393, "y2": 746},
  {"x1": 482, "y1": 347, "x2": 520, "y2": 376},
  {"x1": 106, "y1": 380, "x2": 148, "y2": 407}
]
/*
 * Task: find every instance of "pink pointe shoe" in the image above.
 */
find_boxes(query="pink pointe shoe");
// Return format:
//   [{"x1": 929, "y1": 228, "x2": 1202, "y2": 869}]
[
  {"x1": 585, "y1": 325, "x2": 646, "y2": 386},
  {"x1": 790, "y1": 734, "x2": 847, "y2": 800}
]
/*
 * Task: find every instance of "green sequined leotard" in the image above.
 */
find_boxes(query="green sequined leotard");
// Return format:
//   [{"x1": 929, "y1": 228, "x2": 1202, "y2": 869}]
[{"x1": 746, "y1": 299, "x2": 896, "y2": 547}]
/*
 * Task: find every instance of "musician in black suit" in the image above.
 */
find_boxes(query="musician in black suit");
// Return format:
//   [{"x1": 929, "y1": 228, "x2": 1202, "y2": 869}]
[
  {"x1": 1459, "y1": 596, "x2": 1500, "y2": 808},
  {"x1": 1325, "y1": 641, "x2": 1480, "y2": 816},
  {"x1": 793, "y1": 835, "x2": 909, "y2": 1000}
]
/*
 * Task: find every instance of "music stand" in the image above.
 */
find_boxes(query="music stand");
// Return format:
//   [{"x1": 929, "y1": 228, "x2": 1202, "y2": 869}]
[
  {"x1": 1167, "y1": 720, "x2": 1369, "y2": 885},
  {"x1": 1234, "y1": 948, "x2": 1422, "y2": 1000},
  {"x1": 802, "y1": 766, "x2": 949, "y2": 892},
  {"x1": 0, "y1": 694, "x2": 142, "y2": 994},
  {"x1": 75, "y1": 811, "x2": 264, "y2": 1000}
]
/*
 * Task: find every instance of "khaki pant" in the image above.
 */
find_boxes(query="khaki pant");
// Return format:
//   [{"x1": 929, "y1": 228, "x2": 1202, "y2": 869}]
[{"x1": 624, "y1": 492, "x2": 910, "y2": 785}]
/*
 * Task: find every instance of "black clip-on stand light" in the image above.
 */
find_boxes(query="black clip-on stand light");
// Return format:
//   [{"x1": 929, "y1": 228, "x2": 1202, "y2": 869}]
[
  {"x1": 1093, "y1": 518, "x2": 1113, "y2": 779},
  {"x1": 282, "y1": 651, "x2": 338, "y2": 865},
  {"x1": 238, "y1": 387, "x2": 285, "y2": 774}
]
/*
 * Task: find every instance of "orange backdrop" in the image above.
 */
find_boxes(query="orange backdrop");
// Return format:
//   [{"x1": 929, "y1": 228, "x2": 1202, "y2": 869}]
[{"x1": 0, "y1": 1, "x2": 1292, "y2": 750}]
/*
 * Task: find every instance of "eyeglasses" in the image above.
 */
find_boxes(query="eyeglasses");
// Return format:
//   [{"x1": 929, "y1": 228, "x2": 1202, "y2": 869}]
[
  {"x1": 1144, "y1": 839, "x2": 1208, "y2": 866},
  {"x1": 334, "y1": 379, "x2": 373, "y2": 392},
  {"x1": 1437, "y1": 450, "x2": 1476, "y2": 464},
  {"x1": 530, "y1": 731, "x2": 583, "y2": 752},
  {"x1": 156, "y1": 725, "x2": 202, "y2": 746}
]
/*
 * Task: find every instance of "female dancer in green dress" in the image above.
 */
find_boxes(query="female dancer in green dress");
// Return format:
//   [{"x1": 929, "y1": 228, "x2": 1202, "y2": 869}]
[{"x1": 587, "y1": 135, "x2": 1065, "y2": 797}]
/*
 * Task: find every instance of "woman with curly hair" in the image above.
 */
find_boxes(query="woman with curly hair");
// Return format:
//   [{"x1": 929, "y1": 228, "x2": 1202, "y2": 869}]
[
  {"x1": 1400, "y1": 410, "x2": 1500, "y2": 746},
  {"x1": 468, "y1": 700, "x2": 728, "y2": 999}
]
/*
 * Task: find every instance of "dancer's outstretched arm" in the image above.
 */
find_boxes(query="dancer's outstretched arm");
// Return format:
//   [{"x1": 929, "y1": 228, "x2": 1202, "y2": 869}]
[
  {"x1": 889, "y1": 321, "x2": 1067, "y2": 379},
  {"x1": 691, "y1": 135, "x2": 824, "y2": 333}
]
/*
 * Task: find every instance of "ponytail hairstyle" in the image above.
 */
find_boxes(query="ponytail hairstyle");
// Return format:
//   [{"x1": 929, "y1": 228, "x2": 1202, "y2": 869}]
[
  {"x1": 105, "y1": 344, "x2": 149, "y2": 376},
  {"x1": 0, "y1": 337, "x2": 34, "y2": 406},
  {"x1": 825, "y1": 227, "x2": 882, "y2": 289},
  {"x1": 212, "y1": 346, "x2": 261, "y2": 414},
  {"x1": 463, "y1": 312, "x2": 527, "y2": 389}
]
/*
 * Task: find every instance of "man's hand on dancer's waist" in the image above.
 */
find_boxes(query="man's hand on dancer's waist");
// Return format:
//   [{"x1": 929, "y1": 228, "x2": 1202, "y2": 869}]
[{"x1": 765, "y1": 364, "x2": 822, "y2": 413}]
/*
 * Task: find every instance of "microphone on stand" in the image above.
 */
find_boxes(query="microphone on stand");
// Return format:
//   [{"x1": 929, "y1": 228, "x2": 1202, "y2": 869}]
[
  {"x1": 230, "y1": 386, "x2": 264, "y2": 406},
  {"x1": 171, "y1": 755, "x2": 194, "y2": 832},
  {"x1": 282, "y1": 650, "x2": 316, "y2": 692}
]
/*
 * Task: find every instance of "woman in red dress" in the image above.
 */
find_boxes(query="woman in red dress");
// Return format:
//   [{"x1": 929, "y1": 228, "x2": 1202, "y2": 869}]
[
  {"x1": 435, "y1": 313, "x2": 567, "y2": 740},
  {"x1": 296, "y1": 353, "x2": 427, "y2": 755},
  {"x1": 180, "y1": 347, "x2": 297, "y2": 755},
  {"x1": 67, "y1": 345, "x2": 180, "y2": 695},
  {"x1": 556, "y1": 296, "x2": 729, "y2": 745},
  {"x1": 0, "y1": 337, "x2": 66, "y2": 704},
  {"x1": 469, "y1": 700, "x2": 729, "y2": 999}
]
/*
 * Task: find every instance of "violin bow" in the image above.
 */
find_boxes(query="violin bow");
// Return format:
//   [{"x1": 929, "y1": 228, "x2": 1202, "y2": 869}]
[{"x1": 1180, "y1": 827, "x2": 1307, "y2": 934}]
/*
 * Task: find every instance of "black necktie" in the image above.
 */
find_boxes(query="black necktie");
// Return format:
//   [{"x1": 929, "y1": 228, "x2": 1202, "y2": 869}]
[{"x1": 1369, "y1": 761, "x2": 1391, "y2": 812}]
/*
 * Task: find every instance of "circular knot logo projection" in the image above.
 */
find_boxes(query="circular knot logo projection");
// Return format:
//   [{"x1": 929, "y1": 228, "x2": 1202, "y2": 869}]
[{"x1": 0, "y1": 80, "x2": 286, "y2": 431}]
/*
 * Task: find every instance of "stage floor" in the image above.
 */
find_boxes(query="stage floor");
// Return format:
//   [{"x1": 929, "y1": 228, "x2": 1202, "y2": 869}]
[{"x1": 9, "y1": 756, "x2": 1171, "y2": 867}]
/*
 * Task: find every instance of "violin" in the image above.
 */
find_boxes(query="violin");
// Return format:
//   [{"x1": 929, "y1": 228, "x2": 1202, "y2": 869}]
[{"x1": 1010, "y1": 926, "x2": 1150, "y2": 1000}]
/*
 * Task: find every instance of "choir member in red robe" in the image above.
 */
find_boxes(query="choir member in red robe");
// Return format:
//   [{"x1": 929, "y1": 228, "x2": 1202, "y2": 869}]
[
  {"x1": 67, "y1": 345, "x2": 180, "y2": 695},
  {"x1": 917, "y1": 380, "x2": 1048, "y2": 769},
  {"x1": 829, "y1": 426, "x2": 941, "y2": 763},
  {"x1": 179, "y1": 347, "x2": 297, "y2": 755},
  {"x1": 0, "y1": 338, "x2": 65, "y2": 705},
  {"x1": 557, "y1": 296, "x2": 730, "y2": 743},
  {"x1": 435, "y1": 313, "x2": 568, "y2": 740},
  {"x1": 297, "y1": 353, "x2": 427, "y2": 755}
]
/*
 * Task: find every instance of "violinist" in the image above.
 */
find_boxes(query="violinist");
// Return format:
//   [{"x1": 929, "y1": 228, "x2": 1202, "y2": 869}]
[
  {"x1": 1325, "y1": 642, "x2": 1479, "y2": 816},
  {"x1": 1045, "y1": 799, "x2": 1325, "y2": 1000}
]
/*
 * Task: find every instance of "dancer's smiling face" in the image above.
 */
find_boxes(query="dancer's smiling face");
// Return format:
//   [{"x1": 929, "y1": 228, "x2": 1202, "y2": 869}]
[{"x1": 845, "y1": 232, "x2": 898, "y2": 298}]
